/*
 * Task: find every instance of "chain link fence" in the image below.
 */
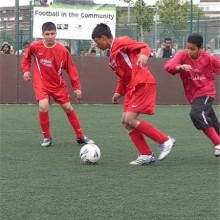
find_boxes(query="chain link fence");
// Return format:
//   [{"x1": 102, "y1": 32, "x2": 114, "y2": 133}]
[{"x1": 0, "y1": 6, "x2": 219, "y2": 55}]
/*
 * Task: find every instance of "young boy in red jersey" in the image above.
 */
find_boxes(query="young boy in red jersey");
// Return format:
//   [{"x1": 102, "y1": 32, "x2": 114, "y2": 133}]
[
  {"x1": 21, "y1": 22, "x2": 94, "y2": 147},
  {"x1": 164, "y1": 33, "x2": 220, "y2": 156},
  {"x1": 91, "y1": 23, "x2": 175, "y2": 165}
]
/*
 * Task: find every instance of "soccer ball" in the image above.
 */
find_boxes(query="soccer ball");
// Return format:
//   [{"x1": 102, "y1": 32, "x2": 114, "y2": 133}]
[
  {"x1": 40, "y1": 0, "x2": 53, "y2": 6},
  {"x1": 80, "y1": 144, "x2": 101, "y2": 164}
]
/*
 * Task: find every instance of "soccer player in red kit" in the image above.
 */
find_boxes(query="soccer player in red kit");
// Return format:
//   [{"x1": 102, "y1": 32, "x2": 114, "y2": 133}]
[
  {"x1": 21, "y1": 22, "x2": 94, "y2": 147},
  {"x1": 164, "y1": 33, "x2": 220, "y2": 156},
  {"x1": 91, "y1": 23, "x2": 175, "y2": 165}
]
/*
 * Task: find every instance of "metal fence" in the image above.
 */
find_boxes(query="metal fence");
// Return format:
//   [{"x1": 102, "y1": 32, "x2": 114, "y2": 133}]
[{"x1": 1, "y1": 6, "x2": 219, "y2": 55}]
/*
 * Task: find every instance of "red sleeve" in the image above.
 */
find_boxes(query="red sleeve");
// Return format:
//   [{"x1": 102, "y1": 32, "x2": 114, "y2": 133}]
[
  {"x1": 21, "y1": 44, "x2": 33, "y2": 73},
  {"x1": 210, "y1": 55, "x2": 220, "y2": 75},
  {"x1": 115, "y1": 77, "x2": 126, "y2": 95},
  {"x1": 120, "y1": 37, "x2": 151, "y2": 58},
  {"x1": 164, "y1": 51, "x2": 187, "y2": 75},
  {"x1": 65, "y1": 52, "x2": 81, "y2": 90}
]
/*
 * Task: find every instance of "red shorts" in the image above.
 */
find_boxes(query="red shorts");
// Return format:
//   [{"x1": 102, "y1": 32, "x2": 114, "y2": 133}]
[
  {"x1": 123, "y1": 83, "x2": 156, "y2": 115},
  {"x1": 34, "y1": 85, "x2": 71, "y2": 104}
]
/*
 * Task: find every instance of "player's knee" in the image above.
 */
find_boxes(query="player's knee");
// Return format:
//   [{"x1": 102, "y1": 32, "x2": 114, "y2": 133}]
[
  {"x1": 122, "y1": 118, "x2": 135, "y2": 129},
  {"x1": 189, "y1": 110, "x2": 205, "y2": 130},
  {"x1": 61, "y1": 103, "x2": 73, "y2": 112},
  {"x1": 189, "y1": 109, "x2": 199, "y2": 121},
  {"x1": 39, "y1": 103, "x2": 49, "y2": 112}
]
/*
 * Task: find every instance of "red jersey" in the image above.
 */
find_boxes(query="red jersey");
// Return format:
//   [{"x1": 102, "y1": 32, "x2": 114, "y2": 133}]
[
  {"x1": 21, "y1": 40, "x2": 81, "y2": 91},
  {"x1": 164, "y1": 50, "x2": 220, "y2": 104},
  {"x1": 109, "y1": 36, "x2": 156, "y2": 95}
]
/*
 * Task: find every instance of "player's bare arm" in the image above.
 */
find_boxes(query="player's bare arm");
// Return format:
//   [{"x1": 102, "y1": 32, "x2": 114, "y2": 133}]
[{"x1": 23, "y1": 71, "x2": 31, "y2": 81}]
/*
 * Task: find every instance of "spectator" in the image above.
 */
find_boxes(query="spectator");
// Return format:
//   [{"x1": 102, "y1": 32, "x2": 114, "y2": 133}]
[
  {"x1": 87, "y1": 41, "x2": 97, "y2": 56},
  {"x1": 90, "y1": 49, "x2": 96, "y2": 56},
  {"x1": 150, "y1": 48, "x2": 157, "y2": 58},
  {"x1": 21, "y1": 41, "x2": 30, "y2": 55},
  {"x1": 156, "y1": 38, "x2": 178, "y2": 58},
  {"x1": 79, "y1": 49, "x2": 86, "y2": 56},
  {"x1": 0, "y1": 42, "x2": 14, "y2": 54},
  {"x1": 206, "y1": 47, "x2": 213, "y2": 55},
  {"x1": 16, "y1": 41, "x2": 30, "y2": 55}
]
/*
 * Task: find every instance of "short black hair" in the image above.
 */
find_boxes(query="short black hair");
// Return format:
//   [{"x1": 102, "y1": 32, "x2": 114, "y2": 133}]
[
  {"x1": 42, "y1": 22, "x2": 56, "y2": 32},
  {"x1": 164, "y1": 37, "x2": 172, "y2": 42},
  {"x1": 187, "y1": 33, "x2": 203, "y2": 48},
  {"x1": 92, "y1": 23, "x2": 113, "y2": 39},
  {"x1": 65, "y1": 46, "x2": 70, "y2": 52},
  {"x1": 22, "y1": 41, "x2": 30, "y2": 47}
]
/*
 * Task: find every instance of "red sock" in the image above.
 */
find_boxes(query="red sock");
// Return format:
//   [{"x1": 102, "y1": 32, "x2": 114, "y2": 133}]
[
  {"x1": 129, "y1": 129, "x2": 152, "y2": 155},
  {"x1": 66, "y1": 110, "x2": 83, "y2": 139},
  {"x1": 203, "y1": 127, "x2": 220, "y2": 146},
  {"x1": 136, "y1": 120, "x2": 168, "y2": 144},
  {"x1": 39, "y1": 111, "x2": 51, "y2": 138}
]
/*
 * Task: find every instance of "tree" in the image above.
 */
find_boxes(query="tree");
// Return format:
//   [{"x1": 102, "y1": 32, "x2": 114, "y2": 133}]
[
  {"x1": 134, "y1": 0, "x2": 154, "y2": 41},
  {"x1": 119, "y1": 0, "x2": 155, "y2": 41},
  {"x1": 0, "y1": 30, "x2": 14, "y2": 47},
  {"x1": 155, "y1": 0, "x2": 204, "y2": 42}
]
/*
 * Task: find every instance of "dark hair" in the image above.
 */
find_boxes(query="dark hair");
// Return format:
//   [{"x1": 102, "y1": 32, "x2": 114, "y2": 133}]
[
  {"x1": 164, "y1": 37, "x2": 172, "y2": 42},
  {"x1": 91, "y1": 49, "x2": 96, "y2": 54},
  {"x1": 42, "y1": 22, "x2": 56, "y2": 32},
  {"x1": 22, "y1": 41, "x2": 30, "y2": 47},
  {"x1": 65, "y1": 46, "x2": 70, "y2": 52},
  {"x1": 187, "y1": 33, "x2": 203, "y2": 48},
  {"x1": 92, "y1": 23, "x2": 113, "y2": 39}
]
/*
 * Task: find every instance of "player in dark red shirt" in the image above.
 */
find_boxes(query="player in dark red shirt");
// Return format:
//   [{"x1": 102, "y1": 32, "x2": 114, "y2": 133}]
[
  {"x1": 21, "y1": 22, "x2": 94, "y2": 147},
  {"x1": 164, "y1": 33, "x2": 220, "y2": 156},
  {"x1": 92, "y1": 23, "x2": 175, "y2": 165}
]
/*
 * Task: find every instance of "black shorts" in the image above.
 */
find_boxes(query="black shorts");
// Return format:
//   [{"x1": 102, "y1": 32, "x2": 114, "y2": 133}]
[{"x1": 190, "y1": 96, "x2": 219, "y2": 132}]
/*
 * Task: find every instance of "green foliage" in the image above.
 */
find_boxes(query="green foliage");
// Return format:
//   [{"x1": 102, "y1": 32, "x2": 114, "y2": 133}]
[
  {"x1": 134, "y1": 0, "x2": 155, "y2": 38},
  {"x1": 157, "y1": 0, "x2": 204, "y2": 25},
  {"x1": 0, "y1": 30, "x2": 14, "y2": 46},
  {"x1": 118, "y1": 0, "x2": 155, "y2": 40},
  {"x1": 154, "y1": 0, "x2": 205, "y2": 42}
]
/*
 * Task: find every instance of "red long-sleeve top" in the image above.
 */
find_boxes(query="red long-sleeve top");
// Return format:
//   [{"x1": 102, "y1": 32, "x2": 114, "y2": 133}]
[
  {"x1": 164, "y1": 50, "x2": 220, "y2": 104},
  {"x1": 21, "y1": 40, "x2": 81, "y2": 91},
  {"x1": 109, "y1": 36, "x2": 156, "y2": 95}
]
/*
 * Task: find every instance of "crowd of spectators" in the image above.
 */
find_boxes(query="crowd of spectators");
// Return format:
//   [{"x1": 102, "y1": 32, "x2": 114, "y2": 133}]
[{"x1": 1, "y1": 38, "x2": 218, "y2": 59}]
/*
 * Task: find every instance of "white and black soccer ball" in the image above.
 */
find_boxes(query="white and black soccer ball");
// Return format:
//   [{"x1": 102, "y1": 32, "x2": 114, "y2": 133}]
[
  {"x1": 40, "y1": 0, "x2": 53, "y2": 6},
  {"x1": 80, "y1": 144, "x2": 101, "y2": 164}
]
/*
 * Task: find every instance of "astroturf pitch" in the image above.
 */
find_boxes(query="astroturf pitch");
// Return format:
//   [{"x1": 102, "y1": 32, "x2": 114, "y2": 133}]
[{"x1": 0, "y1": 104, "x2": 219, "y2": 220}]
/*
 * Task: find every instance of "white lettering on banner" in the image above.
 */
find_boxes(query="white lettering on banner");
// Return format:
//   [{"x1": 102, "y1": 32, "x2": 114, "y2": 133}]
[{"x1": 33, "y1": 6, "x2": 116, "y2": 40}]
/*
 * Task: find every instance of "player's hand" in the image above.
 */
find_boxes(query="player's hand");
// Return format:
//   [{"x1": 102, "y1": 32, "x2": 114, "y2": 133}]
[
  {"x1": 91, "y1": 42, "x2": 97, "y2": 49},
  {"x1": 161, "y1": 43, "x2": 166, "y2": 49},
  {"x1": 177, "y1": 64, "x2": 192, "y2": 71},
  {"x1": 136, "y1": 54, "x2": 148, "y2": 68},
  {"x1": 112, "y1": 93, "x2": 121, "y2": 104},
  {"x1": 74, "y1": 89, "x2": 82, "y2": 101},
  {"x1": 23, "y1": 72, "x2": 31, "y2": 81},
  {"x1": 173, "y1": 43, "x2": 178, "y2": 51}
]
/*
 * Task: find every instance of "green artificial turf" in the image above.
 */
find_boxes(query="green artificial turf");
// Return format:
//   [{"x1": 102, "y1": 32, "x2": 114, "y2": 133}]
[{"x1": 0, "y1": 104, "x2": 219, "y2": 220}]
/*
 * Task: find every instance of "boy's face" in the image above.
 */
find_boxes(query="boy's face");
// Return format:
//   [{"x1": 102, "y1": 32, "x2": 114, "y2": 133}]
[
  {"x1": 42, "y1": 30, "x2": 57, "y2": 46},
  {"x1": 186, "y1": 43, "x2": 202, "y2": 59},
  {"x1": 93, "y1": 36, "x2": 109, "y2": 50}
]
